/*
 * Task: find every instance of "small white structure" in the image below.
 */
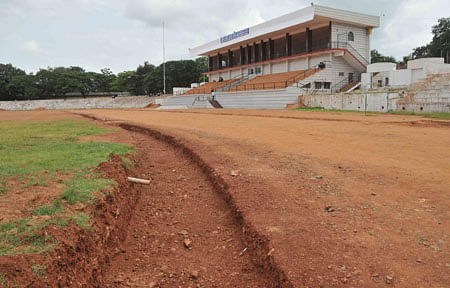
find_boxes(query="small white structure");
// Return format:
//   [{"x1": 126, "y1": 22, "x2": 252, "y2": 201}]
[
  {"x1": 361, "y1": 58, "x2": 450, "y2": 89},
  {"x1": 173, "y1": 87, "x2": 192, "y2": 96}
]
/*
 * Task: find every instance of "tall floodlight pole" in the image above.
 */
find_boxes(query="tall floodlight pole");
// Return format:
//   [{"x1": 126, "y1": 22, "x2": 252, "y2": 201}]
[{"x1": 163, "y1": 21, "x2": 166, "y2": 96}]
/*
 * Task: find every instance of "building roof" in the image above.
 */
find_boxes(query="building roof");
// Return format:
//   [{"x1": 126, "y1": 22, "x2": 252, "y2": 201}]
[{"x1": 189, "y1": 5, "x2": 380, "y2": 57}]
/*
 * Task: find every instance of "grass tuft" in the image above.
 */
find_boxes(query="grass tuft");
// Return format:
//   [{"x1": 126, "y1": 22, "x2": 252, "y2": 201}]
[
  {"x1": 71, "y1": 213, "x2": 91, "y2": 229},
  {"x1": 31, "y1": 264, "x2": 47, "y2": 279},
  {"x1": 33, "y1": 200, "x2": 63, "y2": 216},
  {"x1": 62, "y1": 173, "x2": 116, "y2": 205}
]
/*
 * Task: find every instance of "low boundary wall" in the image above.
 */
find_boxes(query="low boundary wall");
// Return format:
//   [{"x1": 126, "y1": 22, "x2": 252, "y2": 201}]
[
  {"x1": 300, "y1": 92, "x2": 450, "y2": 113},
  {"x1": 0, "y1": 96, "x2": 153, "y2": 111}
]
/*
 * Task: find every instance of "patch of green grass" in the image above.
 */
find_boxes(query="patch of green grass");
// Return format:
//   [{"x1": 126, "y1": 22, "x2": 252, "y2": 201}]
[
  {"x1": 0, "y1": 119, "x2": 134, "y2": 256},
  {"x1": 33, "y1": 200, "x2": 63, "y2": 216},
  {"x1": 62, "y1": 173, "x2": 116, "y2": 205},
  {"x1": 0, "y1": 180, "x2": 7, "y2": 195},
  {"x1": 295, "y1": 107, "x2": 450, "y2": 120},
  {"x1": 0, "y1": 120, "x2": 130, "y2": 177},
  {"x1": 31, "y1": 264, "x2": 47, "y2": 279},
  {"x1": 0, "y1": 221, "x2": 56, "y2": 256},
  {"x1": 387, "y1": 111, "x2": 450, "y2": 120},
  {"x1": 0, "y1": 272, "x2": 9, "y2": 287},
  {"x1": 0, "y1": 222, "x2": 16, "y2": 233},
  {"x1": 71, "y1": 213, "x2": 91, "y2": 229},
  {"x1": 295, "y1": 107, "x2": 363, "y2": 113}
]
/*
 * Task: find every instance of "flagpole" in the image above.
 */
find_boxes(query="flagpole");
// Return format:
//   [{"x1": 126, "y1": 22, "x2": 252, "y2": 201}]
[{"x1": 163, "y1": 21, "x2": 166, "y2": 96}]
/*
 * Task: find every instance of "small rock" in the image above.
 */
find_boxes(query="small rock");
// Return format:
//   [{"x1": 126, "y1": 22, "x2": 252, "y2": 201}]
[
  {"x1": 325, "y1": 206, "x2": 336, "y2": 213},
  {"x1": 416, "y1": 258, "x2": 422, "y2": 263},
  {"x1": 371, "y1": 192, "x2": 377, "y2": 196},
  {"x1": 386, "y1": 275, "x2": 394, "y2": 284},
  {"x1": 230, "y1": 170, "x2": 239, "y2": 177},
  {"x1": 315, "y1": 175, "x2": 323, "y2": 179},
  {"x1": 190, "y1": 270, "x2": 199, "y2": 279},
  {"x1": 183, "y1": 239, "x2": 192, "y2": 249}
]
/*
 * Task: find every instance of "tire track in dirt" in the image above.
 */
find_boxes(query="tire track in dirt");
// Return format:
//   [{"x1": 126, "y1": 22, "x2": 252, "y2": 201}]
[{"x1": 78, "y1": 114, "x2": 292, "y2": 287}]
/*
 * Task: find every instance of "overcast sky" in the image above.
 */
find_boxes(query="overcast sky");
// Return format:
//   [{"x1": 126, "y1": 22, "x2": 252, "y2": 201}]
[{"x1": 0, "y1": 0, "x2": 449, "y2": 74}]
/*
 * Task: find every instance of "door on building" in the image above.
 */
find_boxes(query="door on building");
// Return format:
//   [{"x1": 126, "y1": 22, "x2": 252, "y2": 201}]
[{"x1": 348, "y1": 73, "x2": 354, "y2": 83}]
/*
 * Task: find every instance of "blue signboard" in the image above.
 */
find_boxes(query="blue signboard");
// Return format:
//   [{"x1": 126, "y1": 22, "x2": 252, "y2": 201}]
[{"x1": 220, "y1": 28, "x2": 250, "y2": 43}]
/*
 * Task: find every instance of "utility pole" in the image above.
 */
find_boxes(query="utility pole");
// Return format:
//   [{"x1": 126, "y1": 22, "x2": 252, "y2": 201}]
[{"x1": 163, "y1": 21, "x2": 166, "y2": 96}]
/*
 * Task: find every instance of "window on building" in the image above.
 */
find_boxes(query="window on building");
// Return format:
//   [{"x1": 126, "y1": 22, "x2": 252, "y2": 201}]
[
  {"x1": 315, "y1": 82, "x2": 322, "y2": 89},
  {"x1": 378, "y1": 80, "x2": 383, "y2": 87},
  {"x1": 302, "y1": 83, "x2": 311, "y2": 89},
  {"x1": 323, "y1": 82, "x2": 331, "y2": 89},
  {"x1": 255, "y1": 67, "x2": 262, "y2": 74},
  {"x1": 348, "y1": 31, "x2": 354, "y2": 42},
  {"x1": 385, "y1": 77, "x2": 389, "y2": 86},
  {"x1": 248, "y1": 68, "x2": 254, "y2": 75},
  {"x1": 339, "y1": 72, "x2": 345, "y2": 77}
]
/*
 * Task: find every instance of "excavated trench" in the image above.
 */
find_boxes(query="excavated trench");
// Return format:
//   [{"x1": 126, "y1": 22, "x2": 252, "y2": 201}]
[{"x1": 77, "y1": 115, "x2": 293, "y2": 287}]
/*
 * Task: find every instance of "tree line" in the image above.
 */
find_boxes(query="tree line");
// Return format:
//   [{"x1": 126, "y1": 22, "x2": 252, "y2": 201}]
[
  {"x1": 0, "y1": 58, "x2": 208, "y2": 101},
  {"x1": 371, "y1": 17, "x2": 450, "y2": 65}
]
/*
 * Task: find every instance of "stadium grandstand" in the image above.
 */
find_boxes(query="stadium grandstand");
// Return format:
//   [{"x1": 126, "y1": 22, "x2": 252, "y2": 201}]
[{"x1": 162, "y1": 4, "x2": 380, "y2": 109}]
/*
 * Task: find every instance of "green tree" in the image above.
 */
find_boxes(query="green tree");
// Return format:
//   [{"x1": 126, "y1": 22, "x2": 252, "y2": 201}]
[
  {"x1": 110, "y1": 71, "x2": 138, "y2": 94},
  {"x1": 429, "y1": 17, "x2": 450, "y2": 62},
  {"x1": 95, "y1": 68, "x2": 116, "y2": 92},
  {"x1": 411, "y1": 17, "x2": 450, "y2": 62},
  {"x1": 144, "y1": 60, "x2": 204, "y2": 94},
  {"x1": 195, "y1": 57, "x2": 209, "y2": 82},
  {"x1": 6, "y1": 75, "x2": 39, "y2": 100},
  {"x1": 135, "y1": 62, "x2": 155, "y2": 95},
  {"x1": 412, "y1": 45, "x2": 430, "y2": 59},
  {"x1": 371, "y1": 50, "x2": 397, "y2": 64},
  {"x1": 0, "y1": 64, "x2": 27, "y2": 100}
]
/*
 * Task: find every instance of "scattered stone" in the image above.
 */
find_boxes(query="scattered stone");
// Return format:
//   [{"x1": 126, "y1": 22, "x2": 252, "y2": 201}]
[
  {"x1": 325, "y1": 206, "x2": 336, "y2": 213},
  {"x1": 230, "y1": 170, "x2": 239, "y2": 177},
  {"x1": 386, "y1": 275, "x2": 394, "y2": 284},
  {"x1": 416, "y1": 258, "x2": 422, "y2": 263},
  {"x1": 327, "y1": 265, "x2": 332, "y2": 270},
  {"x1": 239, "y1": 247, "x2": 248, "y2": 256},
  {"x1": 190, "y1": 270, "x2": 200, "y2": 279},
  {"x1": 267, "y1": 248, "x2": 275, "y2": 256},
  {"x1": 183, "y1": 239, "x2": 192, "y2": 249},
  {"x1": 371, "y1": 192, "x2": 377, "y2": 196},
  {"x1": 315, "y1": 175, "x2": 323, "y2": 179}
]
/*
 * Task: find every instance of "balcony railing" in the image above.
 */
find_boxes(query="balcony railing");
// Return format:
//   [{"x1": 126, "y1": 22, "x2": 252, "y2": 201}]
[{"x1": 205, "y1": 41, "x2": 369, "y2": 73}]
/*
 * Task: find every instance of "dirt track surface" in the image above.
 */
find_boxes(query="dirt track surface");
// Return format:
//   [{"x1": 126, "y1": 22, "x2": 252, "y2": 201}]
[{"x1": 2, "y1": 109, "x2": 449, "y2": 287}]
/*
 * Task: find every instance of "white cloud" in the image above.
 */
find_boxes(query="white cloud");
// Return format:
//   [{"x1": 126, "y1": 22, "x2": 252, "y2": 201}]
[
  {"x1": 376, "y1": 0, "x2": 449, "y2": 59},
  {"x1": 22, "y1": 40, "x2": 41, "y2": 53}
]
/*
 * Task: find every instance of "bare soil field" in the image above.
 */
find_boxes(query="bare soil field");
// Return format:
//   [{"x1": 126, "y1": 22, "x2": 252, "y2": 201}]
[{"x1": 0, "y1": 109, "x2": 449, "y2": 287}]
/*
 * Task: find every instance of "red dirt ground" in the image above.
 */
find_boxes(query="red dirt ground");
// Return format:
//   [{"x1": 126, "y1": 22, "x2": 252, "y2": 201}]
[{"x1": 0, "y1": 109, "x2": 449, "y2": 287}]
